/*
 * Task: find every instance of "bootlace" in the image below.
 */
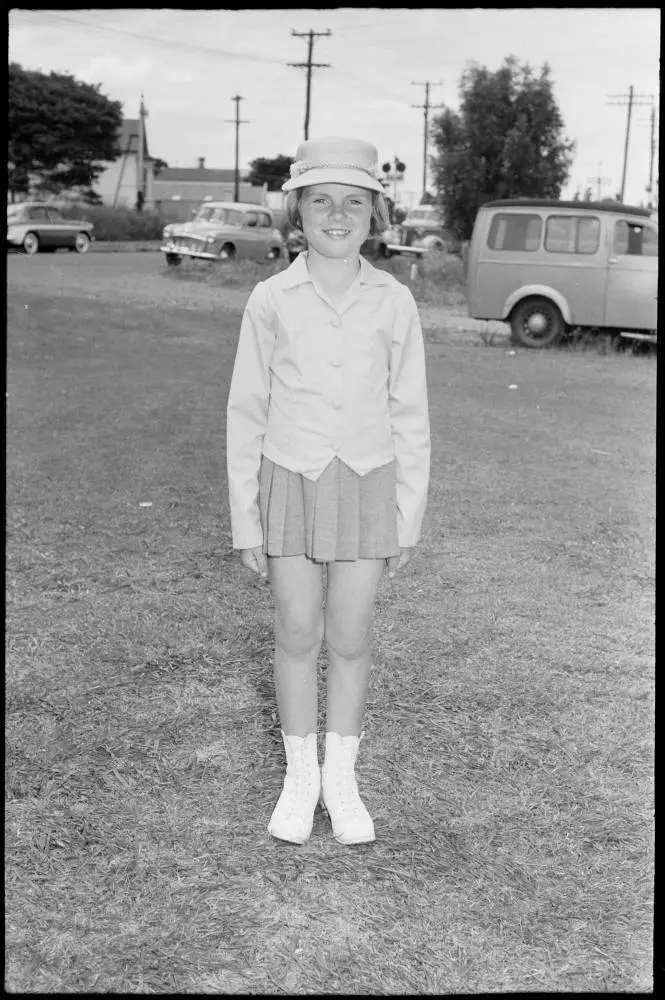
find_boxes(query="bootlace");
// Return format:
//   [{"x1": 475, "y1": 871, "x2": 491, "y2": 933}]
[{"x1": 327, "y1": 765, "x2": 365, "y2": 818}]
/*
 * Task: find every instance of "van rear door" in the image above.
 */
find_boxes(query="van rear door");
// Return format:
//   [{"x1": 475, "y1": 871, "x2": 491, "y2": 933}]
[{"x1": 604, "y1": 218, "x2": 658, "y2": 331}]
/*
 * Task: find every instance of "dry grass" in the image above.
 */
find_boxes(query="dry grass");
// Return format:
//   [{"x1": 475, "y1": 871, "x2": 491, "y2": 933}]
[{"x1": 6, "y1": 252, "x2": 655, "y2": 993}]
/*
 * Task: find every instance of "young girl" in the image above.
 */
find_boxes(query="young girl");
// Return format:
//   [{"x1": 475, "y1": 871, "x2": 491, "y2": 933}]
[{"x1": 227, "y1": 136, "x2": 430, "y2": 846}]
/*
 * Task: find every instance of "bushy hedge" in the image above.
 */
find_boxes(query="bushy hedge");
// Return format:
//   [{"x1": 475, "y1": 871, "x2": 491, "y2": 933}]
[{"x1": 58, "y1": 203, "x2": 165, "y2": 241}]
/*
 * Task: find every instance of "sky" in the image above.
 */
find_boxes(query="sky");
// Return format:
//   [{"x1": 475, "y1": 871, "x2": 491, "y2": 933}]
[{"x1": 8, "y1": 7, "x2": 661, "y2": 208}]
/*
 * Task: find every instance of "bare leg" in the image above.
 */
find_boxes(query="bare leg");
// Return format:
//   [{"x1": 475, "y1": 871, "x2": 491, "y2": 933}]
[
  {"x1": 324, "y1": 558, "x2": 385, "y2": 736},
  {"x1": 268, "y1": 554, "x2": 324, "y2": 737}
]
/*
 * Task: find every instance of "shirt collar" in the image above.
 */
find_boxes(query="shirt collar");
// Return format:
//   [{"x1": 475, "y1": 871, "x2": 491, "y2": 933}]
[{"x1": 276, "y1": 250, "x2": 392, "y2": 290}]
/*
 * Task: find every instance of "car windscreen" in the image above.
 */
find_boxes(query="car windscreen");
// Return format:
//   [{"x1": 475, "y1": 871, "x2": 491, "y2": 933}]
[{"x1": 194, "y1": 207, "x2": 215, "y2": 221}]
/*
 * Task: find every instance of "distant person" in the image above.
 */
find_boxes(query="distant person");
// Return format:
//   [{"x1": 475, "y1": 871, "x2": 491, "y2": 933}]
[{"x1": 226, "y1": 136, "x2": 430, "y2": 845}]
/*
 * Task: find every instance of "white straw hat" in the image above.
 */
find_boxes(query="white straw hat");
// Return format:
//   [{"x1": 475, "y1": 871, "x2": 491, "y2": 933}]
[{"x1": 282, "y1": 136, "x2": 385, "y2": 193}]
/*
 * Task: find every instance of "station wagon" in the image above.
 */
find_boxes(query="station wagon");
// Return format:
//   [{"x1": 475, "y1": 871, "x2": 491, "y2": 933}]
[{"x1": 467, "y1": 199, "x2": 658, "y2": 347}]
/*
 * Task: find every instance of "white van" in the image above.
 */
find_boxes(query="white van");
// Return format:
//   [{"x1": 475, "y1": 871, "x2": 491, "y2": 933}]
[{"x1": 467, "y1": 199, "x2": 657, "y2": 347}]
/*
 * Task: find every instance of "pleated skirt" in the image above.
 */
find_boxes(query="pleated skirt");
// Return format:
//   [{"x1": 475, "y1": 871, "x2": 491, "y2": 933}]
[{"x1": 259, "y1": 455, "x2": 400, "y2": 562}]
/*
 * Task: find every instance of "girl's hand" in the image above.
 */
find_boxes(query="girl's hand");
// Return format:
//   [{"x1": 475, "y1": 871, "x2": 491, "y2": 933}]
[
  {"x1": 386, "y1": 547, "x2": 414, "y2": 578},
  {"x1": 240, "y1": 546, "x2": 269, "y2": 579}
]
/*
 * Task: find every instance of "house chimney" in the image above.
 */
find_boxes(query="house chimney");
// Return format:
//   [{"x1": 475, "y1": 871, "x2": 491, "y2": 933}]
[{"x1": 197, "y1": 157, "x2": 205, "y2": 170}]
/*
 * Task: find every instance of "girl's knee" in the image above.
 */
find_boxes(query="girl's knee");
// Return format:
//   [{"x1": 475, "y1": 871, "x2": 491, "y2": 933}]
[
  {"x1": 325, "y1": 620, "x2": 372, "y2": 662},
  {"x1": 276, "y1": 606, "x2": 324, "y2": 657}
]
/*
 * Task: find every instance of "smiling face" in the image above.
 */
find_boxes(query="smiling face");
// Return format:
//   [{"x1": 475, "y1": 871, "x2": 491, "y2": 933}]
[{"x1": 299, "y1": 183, "x2": 373, "y2": 260}]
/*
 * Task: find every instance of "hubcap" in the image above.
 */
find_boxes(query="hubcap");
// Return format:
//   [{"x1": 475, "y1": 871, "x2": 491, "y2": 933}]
[{"x1": 526, "y1": 312, "x2": 548, "y2": 334}]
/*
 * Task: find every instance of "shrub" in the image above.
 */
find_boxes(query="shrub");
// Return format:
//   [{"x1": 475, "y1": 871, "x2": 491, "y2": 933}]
[{"x1": 57, "y1": 203, "x2": 164, "y2": 241}]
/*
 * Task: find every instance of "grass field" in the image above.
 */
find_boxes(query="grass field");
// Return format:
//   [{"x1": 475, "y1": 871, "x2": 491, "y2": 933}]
[{"x1": 6, "y1": 251, "x2": 655, "y2": 993}]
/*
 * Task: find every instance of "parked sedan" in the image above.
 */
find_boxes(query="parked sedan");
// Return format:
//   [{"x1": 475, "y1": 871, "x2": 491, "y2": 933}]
[
  {"x1": 7, "y1": 203, "x2": 94, "y2": 255},
  {"x1": 161, "y1": 202, "x2": 285, "y2": 265}
]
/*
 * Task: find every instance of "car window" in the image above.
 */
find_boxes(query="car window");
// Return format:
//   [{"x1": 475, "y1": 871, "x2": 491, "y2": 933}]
[
  {"x1": 614, "y1": 220, "x2": 658, "y2": 257},
  {"x1": 243, "y1": 212, "x2": 258, "y2": 228},
  {"x1": 544, "y1": 215, "x2": 600, "y2": 254},
  {"x1": 487, "y1": 213, "x2": 542, "y2": 251},
  {"x1": 7, "y1": 206, "x2": 22, "y2": 220},
  {"x1": 47, "y1": 209, "x2": 64, "y2": 222},
  {"x1": 209, "y1": 208, "x2": 226, "y2": 223},
  {"x1": 28, "y1": 206, "x2": 50, "y2": 222},
  {"x1": 195, "y1": 206, "x2": 215, "y2": 222},
  {"x1": 257, "y1": 212, "x2": 272, "y2": 228},
  {"x1": 222, "y1": 209, "x2": 243, "y2": 226}
]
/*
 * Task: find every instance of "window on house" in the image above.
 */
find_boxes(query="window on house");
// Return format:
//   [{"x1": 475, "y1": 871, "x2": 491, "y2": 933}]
[{"x1": 487, "y1": 213, "x2": 542, "y2": 251}]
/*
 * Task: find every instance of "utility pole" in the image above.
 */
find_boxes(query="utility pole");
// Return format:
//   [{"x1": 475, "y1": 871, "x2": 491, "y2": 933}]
[
  {"x1": 586, "y1": 161, "x2": 611, "y2": 201},
  {"x1": 411, "y1": 81, "x2": 444, "y2": 203},
  {"x1": 225, "y1": 95, "x2": 249, "y2": 203},
  {"x1": 289, "y1": 29, "x2": 331, "y2": 140},
  {"x1": 638, "y1": 105, "x2": 658, "y2": 207},
  {"x1": 607, "y1": 86, "x2": 654, "y2": 202},
  {"x1": 136, "y1": 93, "x2": 147, "y2": 211}
]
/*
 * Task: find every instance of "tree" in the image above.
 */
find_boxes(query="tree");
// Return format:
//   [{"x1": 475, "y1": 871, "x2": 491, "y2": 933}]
[
  {"x1": 152, "y1": 157, "x2": 169, "y2": 177},
  {"x1": 8, "y1": 62, "x2": 123, "y2": 201},
  {"x1": 430, "y1": 56, "x2": 575, "y2": 240},
  {"x1": 246, "y1": 154, "x2": 293, "y2": 191}
]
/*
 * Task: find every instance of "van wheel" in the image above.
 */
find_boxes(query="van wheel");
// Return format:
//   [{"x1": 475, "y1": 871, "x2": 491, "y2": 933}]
[
  {"x1": 510, "y1": 297, "x2": 565, "y2": 348},
  {"x1": 165, "y1": 253, "x2": 182, "y2": 266}
]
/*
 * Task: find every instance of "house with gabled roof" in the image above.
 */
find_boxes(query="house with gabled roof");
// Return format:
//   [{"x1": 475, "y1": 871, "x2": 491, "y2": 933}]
[
  {"x1": 152, "y1": 158, "x2": 268, "y2": 221},
  {"x1": 92, "y1": 117, "x2": 156, "y2": 209}
]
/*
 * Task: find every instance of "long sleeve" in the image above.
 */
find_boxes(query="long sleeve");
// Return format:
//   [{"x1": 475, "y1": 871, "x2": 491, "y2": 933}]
[
  {"x1": 226, "y1": 282, "x2": 276, "y2": 549},
  {"x1": 388, "y1": 287, "x2": 431, "y2": 547}
]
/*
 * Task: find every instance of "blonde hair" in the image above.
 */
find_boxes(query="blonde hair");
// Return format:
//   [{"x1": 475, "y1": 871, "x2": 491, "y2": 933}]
[{"x1": 285, "y1": 187, "x2": 390, "y2": 238}]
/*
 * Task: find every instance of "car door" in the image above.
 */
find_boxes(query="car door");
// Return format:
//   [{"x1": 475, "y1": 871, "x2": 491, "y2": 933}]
[
  {"x1": 46, "y1": 208, "x2": 73, "y2": 248},
  {"x1": 257, "y1": 211, "x2": 275, "y2": 257},
  {"x1": 27, "y1": 206, "x2": 52, "y2": 246},
  {"x1": 240, "y1": 211, "x2": 260, "y2": 258},
  {"x1": 604, "y1": 218, "x2": 658, "y2": 331}
]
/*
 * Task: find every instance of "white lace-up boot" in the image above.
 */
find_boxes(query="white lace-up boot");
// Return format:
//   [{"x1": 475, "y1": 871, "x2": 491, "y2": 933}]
[
  {"x1": 321, "y1": 732, "x2": 375, "y2": 845},
  {"x1": 268, "y1": 732, "x2": 320, "y2": 844}
]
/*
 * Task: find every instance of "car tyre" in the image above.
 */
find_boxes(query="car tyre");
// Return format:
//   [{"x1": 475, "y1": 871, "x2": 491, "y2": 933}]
[
  {"x1": 267, "y1": 246, "x2": 282, "y2": 260},
  {"x1": 510, "y1": 297, "x2": 565, "y2": 349},
  {"x1": 22, "y1": 232, "x2": 40, "y2": 255},
  {"x1": 220, "y1": 243, "x2": 236, "y2": 260},
  {"x1": 165, "y1": 253, "x2": 182, "y2": 266},
  {"x1": 74, "y1": 232, "x2": 91, "y2": 254}
]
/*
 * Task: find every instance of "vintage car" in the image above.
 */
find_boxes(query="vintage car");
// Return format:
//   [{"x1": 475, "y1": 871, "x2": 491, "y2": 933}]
[
  {"x1": 7, "y1": 202, "x2": 94, "y2": 255},
  {"x1": 467, "y1": 198, "x2": 658, "y2": 347},
  {"x1": 161, "y1": 202, "x2": 285, "y2": 265},
  {"x1": 383, "y1": 206, "x2": 459, "y2": 256}
]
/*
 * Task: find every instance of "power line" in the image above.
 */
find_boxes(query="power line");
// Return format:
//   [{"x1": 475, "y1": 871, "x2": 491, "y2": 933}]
[
  {"x1": 289, "y1": 29, "x2": 331, "y2": 140},
  {"x1": 411, "y1": 81, "x2": 445, "y2": 202},
  {"x1": 11, "y1": 9, "x2": 288, "y2": 65},
  {"x1": 606, "y1": 86, "x2": 654, "y2": 202},
  {"x1": 224, "y1": 96, "x2": 249, "y2": 203}
]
